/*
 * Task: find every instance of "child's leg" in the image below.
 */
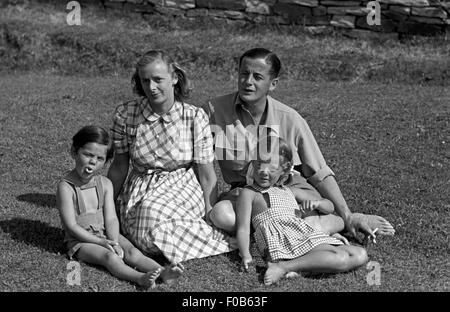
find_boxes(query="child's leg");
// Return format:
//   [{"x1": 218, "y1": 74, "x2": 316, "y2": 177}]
[
  {"x1": 76, "y1": 243, "x2": 159, "y2": 289},
  {"x1": 264, "y1": 244, "x2": 368, "y2": 285},
  {"x1": 119, "y1": 235, "x2": 183, "y2": 284},
  {"x1": 118, "y1": 235, "x2": 162, "y2": 272},
  {"x1": 334, "y1": 244, "x2": 368, "y2": 270},
  {"x1": 304, "y1": 213, "x2": 345, "y2": 235},
  {"x1": 293, "y1": 188, "x2": 345, "y2": 235}
]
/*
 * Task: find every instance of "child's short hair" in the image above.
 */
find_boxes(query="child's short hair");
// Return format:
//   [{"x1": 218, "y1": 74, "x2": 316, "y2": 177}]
[
  {"x1": 256, "y1": 136, "x2": 293, "y2": 172},
  {"x1": 72, "y1": 126, "x2": 114, "y2": 161}
]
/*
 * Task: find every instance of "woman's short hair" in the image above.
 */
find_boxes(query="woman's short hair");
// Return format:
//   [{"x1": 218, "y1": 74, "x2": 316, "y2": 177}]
[{"x1": 131, "y1": 50, "x2": 192, "y2": 102}]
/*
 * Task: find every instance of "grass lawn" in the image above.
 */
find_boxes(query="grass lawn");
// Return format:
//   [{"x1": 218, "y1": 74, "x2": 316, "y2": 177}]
[
  {"x1": 0, "y1": 72, "x2": 449, "y2": 292},
  {"x1": 0, "y1": 1, "x2": 449, "y2": 293}
]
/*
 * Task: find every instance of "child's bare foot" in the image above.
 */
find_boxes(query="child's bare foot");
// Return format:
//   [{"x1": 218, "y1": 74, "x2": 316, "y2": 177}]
[
  {"x1": 139, "y1": 267, "x2": 162, "y2": 289},
  {"x1": 285, "y1": 271, "x2": 299, "y2": 279},
  {"x1": 353, "y1": 213, "x2": 395, "y2": 235},
  {"x1": 264, "y1": 262, "x2": 286, "y2": 285},
  {"x1": 160, "y1": 263, "x2": 184, "y2": 284},
  {"x1": 331, "y1": 233, "x2": 349, "y2": 245}
]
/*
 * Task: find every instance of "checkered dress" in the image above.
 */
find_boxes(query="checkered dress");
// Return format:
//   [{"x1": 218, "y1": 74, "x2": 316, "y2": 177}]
[
  {"x1": 112, "y1": 98, "x2": 235, "y2": 264},
  {"x1": 250, "y1": 185, "x2": 343, "y2": 266}
]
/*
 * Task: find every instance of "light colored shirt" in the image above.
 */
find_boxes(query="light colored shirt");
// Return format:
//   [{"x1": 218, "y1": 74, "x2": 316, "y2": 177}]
[{"x1": 204, "y1": 92, "x2": 334, "y2": 187}]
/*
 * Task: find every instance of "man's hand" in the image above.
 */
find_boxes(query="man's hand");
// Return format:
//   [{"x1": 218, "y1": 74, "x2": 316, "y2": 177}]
[{"x1": 345, "y1": 213, "x2": 376, "y2": 241}]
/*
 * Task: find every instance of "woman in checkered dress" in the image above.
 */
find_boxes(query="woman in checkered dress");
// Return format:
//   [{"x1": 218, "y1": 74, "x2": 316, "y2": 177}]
[
  {"x1": 107, "y1": 50, "x2": 235, "y2": 265},
  {"x1": 236, "y1": 137, "x2": 368, "y2": 285}
]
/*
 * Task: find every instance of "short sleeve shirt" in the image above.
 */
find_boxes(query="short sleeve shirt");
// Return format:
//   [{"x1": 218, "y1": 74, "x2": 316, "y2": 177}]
[
  {"x1": 204, "y1": 92, "x2": 334, "y2": 186},
  {"x1": 112, "y1": 98, "x2": 214, "y2": 171}
]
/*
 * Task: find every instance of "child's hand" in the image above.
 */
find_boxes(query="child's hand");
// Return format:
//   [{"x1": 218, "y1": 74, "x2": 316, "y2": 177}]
[
  {"x1": 241, "y1": 256, "x2": 253, "y2": 272},
  {"x1": 100, "y1": 239, "x2": 118, "y2": 253},
  {"x1": 113, "y1": 244, "x2": 124, "y2": 259},
  {"x1": 299, "y1": 200, "x2": 319, "y2": 215}
]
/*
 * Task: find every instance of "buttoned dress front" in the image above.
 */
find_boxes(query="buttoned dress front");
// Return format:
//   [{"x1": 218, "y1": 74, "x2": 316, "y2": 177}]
[{"x1": 112, "y1": 98, "x2": 234, "y2": 264}]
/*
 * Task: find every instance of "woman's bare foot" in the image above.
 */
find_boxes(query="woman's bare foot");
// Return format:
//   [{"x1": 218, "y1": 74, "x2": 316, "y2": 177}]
[
  {"x1": 264, "y1": 262, "x2": 286, "y2": 285},
  {"x1": 139, "y1": 267, "x2": 162, "y2": 289},
  {"x1": 160, "y1": 263, "x2": 184, "y2": 284},
  {"x1": 353, "y1": 213, "x2": 395, "y2": 235}
]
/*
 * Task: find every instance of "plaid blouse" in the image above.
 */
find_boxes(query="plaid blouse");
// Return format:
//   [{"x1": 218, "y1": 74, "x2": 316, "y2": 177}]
[{"x1": 111, "y1": 98, "x2": 214, "y2": 170}]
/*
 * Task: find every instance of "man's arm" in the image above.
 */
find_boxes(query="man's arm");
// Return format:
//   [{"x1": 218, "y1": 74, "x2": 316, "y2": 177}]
[
  {"x1": 293, "y1": 115, "x2": 375, "y2": 238},
  {"x1": 315, "y1": 175, "x2": 375, "y2": 238}
]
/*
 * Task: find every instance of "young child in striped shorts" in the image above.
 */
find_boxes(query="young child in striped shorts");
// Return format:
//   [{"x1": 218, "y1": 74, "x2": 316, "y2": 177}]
[{"x1": 235, "y1": 137, "x2": 368, "y2": 285}]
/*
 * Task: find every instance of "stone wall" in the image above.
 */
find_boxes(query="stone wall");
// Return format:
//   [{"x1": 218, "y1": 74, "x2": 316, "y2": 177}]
[{"x1": 104, "y1": 0, "x2": 450, "y2": 37}]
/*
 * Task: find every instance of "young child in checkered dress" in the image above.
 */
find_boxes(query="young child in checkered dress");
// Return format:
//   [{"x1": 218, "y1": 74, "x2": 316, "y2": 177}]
[
  {"x1": 236, "y1": 137, "x2": 368, "y2": 285},
  {"x1": 57, "y1": 126, "x2": 183, "y2": 289}
]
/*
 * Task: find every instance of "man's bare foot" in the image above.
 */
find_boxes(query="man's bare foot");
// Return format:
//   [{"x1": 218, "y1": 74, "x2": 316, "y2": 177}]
[
  {"x1": 264, "y1": 262, "x2": 286, "y2": 285},
  {"x1": 160, "y1": 263, "x2": 184, "y2": 284},
  {"x1": 139, "y1": 267, "x2": 162, "y2": 289},
  {"x1": 353, "y1": 213, "x2": 395, "y2": 235}
]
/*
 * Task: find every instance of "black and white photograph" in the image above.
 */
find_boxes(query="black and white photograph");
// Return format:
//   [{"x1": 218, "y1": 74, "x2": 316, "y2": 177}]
[{"x1": 0, "y1": 0, "x2": 448, "y2": 300}]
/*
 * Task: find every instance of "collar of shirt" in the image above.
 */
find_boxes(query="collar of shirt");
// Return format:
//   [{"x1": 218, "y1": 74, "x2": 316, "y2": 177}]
[
  {"x1": 141, "y1": 98, "x2": 182, "y2": 124},
  {"x1": 233, "y1": 93, "x2": 280, "y2": 137}
]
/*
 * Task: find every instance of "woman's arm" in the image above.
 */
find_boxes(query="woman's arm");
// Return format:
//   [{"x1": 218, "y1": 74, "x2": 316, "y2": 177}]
[
  {"x1": 107, "y1": 152, "x2": 130, "y2": 202},
  {"x1": 196, "y1": 162, "x2": 218, "y2": 218},
  {"x1": 236, "y1": 188, "x2": 255, "y2": 270},
  {"x1": 56, "y1": 181, "x2": 116, "y2": 251}
]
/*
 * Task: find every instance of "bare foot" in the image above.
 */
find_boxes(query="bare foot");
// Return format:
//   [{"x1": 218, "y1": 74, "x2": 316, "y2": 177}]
[
  {"x1": 285, "y1": 271, "x2": 299, "y2": 279},
  {"x1": 353, "y1": 213, "x2": 395, "y2": 235},
  {"x1": 264, "y1": 262, "x2": 286, "y2": 285},
  {"x1": 139, "y1": 267, "x2": 162, "y2": 289},
  {"x1": 160, "y1": 263, "x2": 184, "y2": 284}
]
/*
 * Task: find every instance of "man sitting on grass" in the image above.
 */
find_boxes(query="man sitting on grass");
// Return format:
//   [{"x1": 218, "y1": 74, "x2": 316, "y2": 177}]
[{"x1": 204, "y1": 47, "x2": 395, "y2": 242}]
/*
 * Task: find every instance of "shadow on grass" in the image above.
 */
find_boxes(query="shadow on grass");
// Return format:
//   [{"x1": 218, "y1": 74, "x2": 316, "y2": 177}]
[
  {"x1": 0, "y1": 218, "x2": 65, "y2": 254},
  {"x1": 224, "y1": 246, "x2": 338, "y2": 283},
  {"x1": 17, "y1": 193, "x2": 57, "y2": 209}
]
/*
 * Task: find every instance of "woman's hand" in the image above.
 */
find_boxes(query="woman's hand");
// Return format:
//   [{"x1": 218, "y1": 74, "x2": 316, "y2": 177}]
[{"x1": 204, "y1": 209, "x2": 213, "y2": 226}]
